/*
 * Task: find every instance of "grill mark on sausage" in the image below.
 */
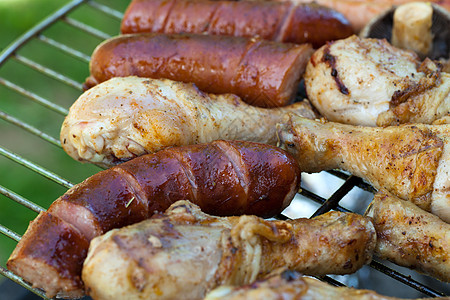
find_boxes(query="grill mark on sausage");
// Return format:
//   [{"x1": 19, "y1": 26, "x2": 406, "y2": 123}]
[
  {"x1": 113, "y1": 167, "x2": 149, "y2": 217},
  {"x1": 322, "y1": 45, "x2": 349, "y2": 95},
  {"x1": 168, "y1": 149, "x2": 199, "y2": 203},
  {"x1": 160, "y1": 0, "x2": 177, "y2": 33},
  {"x1": 213, "y1": 140, "x2": 250, "y2": 201},
  {"x1": 274, "y1": 3, "x2": 295, "y2": 43},
  {"x1": 205, "y1": 2, "x2": 221, "y2": 34}
]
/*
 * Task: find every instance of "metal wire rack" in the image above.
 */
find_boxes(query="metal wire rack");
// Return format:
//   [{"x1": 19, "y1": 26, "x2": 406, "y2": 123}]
[{"x1": 0, "y1": 0, "x2": 448, "y2": 299}]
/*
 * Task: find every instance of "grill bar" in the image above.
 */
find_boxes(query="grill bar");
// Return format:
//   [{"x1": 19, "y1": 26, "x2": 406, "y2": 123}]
[
  {"x1": 310, "y1": 175, "x2": 360, "y2": 218},
  {"x1": 0, "y1": 78, "x2": 68, "y2": 115},
  {"x1": 37, "y1": 35, "x2": 91, "y2": 63},
  {"x1": 0, "y1": 0, "x2": 448, "y2": 298},
  {"x1": 0, "y1": 0, "x2": 85, "y2": 66},
  {"x1": 13, "y1": 55, "x2": 83, "y2": 91},
  {"x1": 0, "y1": 266, "x2": 50, "y2": 300},
  {"x1": 0, "y1": 185, "x2": 45, "y2": 214},
  {"x1": 369, "y1": 261, "x2": 445, "y2": 298},
  {"x1": 0, "y1": 147, "x2": 74, "y2": 189},
  {"x1": 0, "y1": 111, "x2": 61, "y2": 147},
  {"x1": 86, "y1": 1, "x2": 124, "y2": 20},
  {"x1": 62, "y1": 17, "x2": 112, "y2": 40},
  {"x1": 0, "y1": 225, "x2": 21, "y2": 243}
]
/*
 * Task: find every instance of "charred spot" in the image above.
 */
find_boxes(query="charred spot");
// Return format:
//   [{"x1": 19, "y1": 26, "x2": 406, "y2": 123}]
[
  {"x1": 280, "y1": 270, "x2": 300, "y2": 282},
  {"x1": 322, "y1": 47, "x2": 349, "y2": 95},
  {"x1": 286, "y1": 142, "x2": 296, "y2": 148},
  {"x1": 343, "y1": 260, "x2": 353, "y2": 269}
]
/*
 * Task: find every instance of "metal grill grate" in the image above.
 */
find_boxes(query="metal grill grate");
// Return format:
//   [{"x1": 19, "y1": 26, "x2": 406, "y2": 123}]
[{"x1": 0, "y1": 1, "x2": 448, "y2": 299}]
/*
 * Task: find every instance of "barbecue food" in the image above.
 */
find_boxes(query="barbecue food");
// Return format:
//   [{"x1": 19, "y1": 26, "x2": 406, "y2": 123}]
[
  {"x1": 268, "y1": 0, "x2": 450, "y2": 32},
  {"x1": 62, "y1": 76, "x2": 318, "y2": 167},
  {"x1": 390, "y1": 2, "x2": 434, "y2": 58},
  {"x1": 277, "y1": 115, "x2": 450, "y2": 223},
  {"x1": 120, "y1": 0, "x2": 353, "y2": 48},
  {"x1": 360, "y1": 2, "x2": 450, "y2": 62},
  {"x1": 304, "y1": 35, "x2": 450, "y2": 126},
  {"x1": 205, "y1": 270, "x2": 435, "y2": 300},
  {"x1": 7, "y1": 140, "x2": 301, "y2": 299},
  {"x1": 365, "y1": 191, "x2": 450, "y2": 282},
  {"x1": 83, "y1": 33, "x2": 314, "y2": 108},
  {"x1": 82, "y1": 200, "x2": 376, "y2": 300}
]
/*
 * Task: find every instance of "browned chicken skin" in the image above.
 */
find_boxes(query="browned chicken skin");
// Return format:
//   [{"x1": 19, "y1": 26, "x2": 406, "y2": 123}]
[
  {"x1": 61, "y1": 77, "x2": 318, "y2": 167},
  {"x1": 7, "y1": 140, "x2": 301, "y2": 299},
  {"x1": 205, "y1": 270, "x2": 440, "y2": 300},
  {"x1": 304, "y1": 36, "x2": 450, "y2": 126},
  {"x1": 365, "y1": 191, "x2": 450, "y2": 282},
  {"x1": 82, "y1": 200, "x2": 376, "y2": 300},
  {"x1": 277, "y1": 115, "x2": 450, "y2": 222}
]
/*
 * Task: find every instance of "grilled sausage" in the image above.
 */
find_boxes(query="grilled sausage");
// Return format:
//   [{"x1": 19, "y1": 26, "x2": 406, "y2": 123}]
[
  {"x1": 84, "y1": 33, "x2": 314, "y2": 108},
  {"x1": 82, "y1": 200, "x2": 376, "y2": 300},
  {"x1": 365, "y1": 191, "x2": 450, "y2": 282},
  {"x1": 7, "y1": 140, "x2": 301, "y2": 298},
  {"x1": 120, "y1": 0, "x2": 353, "y2": 48}
]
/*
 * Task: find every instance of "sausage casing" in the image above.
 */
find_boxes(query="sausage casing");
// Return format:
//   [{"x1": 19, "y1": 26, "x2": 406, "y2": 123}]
[
  {"x1": 84, "y1": 33, "x2": 313, "y2": 107},
  {"x1": 120, "y1": 0, "x2": 353, "y2": 48},
  {"x1": 7, "y1": 140, "x2": 301, "y2": 298}
]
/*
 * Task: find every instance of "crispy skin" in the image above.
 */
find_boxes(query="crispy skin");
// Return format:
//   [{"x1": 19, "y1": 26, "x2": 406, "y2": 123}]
[
  {"x1": 365, "y1": 191, "x2": 450, "y2": 282},
  {"x1": 121, "y1": 0, "x2": 353, "y2": 48},
  {"x1": 304, "y1": 35, "x2": 450, "y2": 126},
  {"x1": 84, "y1": 33, "x2": 314, "y2": 108},
  {"x1": 205, "y1": 270, "x2": 436, "y2": 300},
  {"x1": 277, "y1": 115, "x2": 450, "y2": 222},
  {"x1": 8, "y1": 140, "x2": 301, "y2": 298},
  {"x1": 82, "y1": 200, "x2": 376, "y2": 300},
  {"x1": 62, "y1": 77, "x2": 318, "y2": 167}
]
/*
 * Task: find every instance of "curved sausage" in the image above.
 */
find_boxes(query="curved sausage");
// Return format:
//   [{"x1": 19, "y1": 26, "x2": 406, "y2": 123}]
[
  {"x1": 120, "y1": 0, "x2": 353, "y2": 48},
  {"x1": 7, "y1": 140, "x2": 301, "y2": 298},
  {"x1": 84, "y1": 33, "x2": 314, "y2": 108}
]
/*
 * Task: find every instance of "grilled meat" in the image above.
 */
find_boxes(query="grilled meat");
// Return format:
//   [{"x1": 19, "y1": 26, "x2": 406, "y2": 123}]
[
  {"x1": 304, "y1": 35, "x2": 450, "y2": 126},
  {"x1": 121, "y1": 0, "x2": 353, "y2": 48},
  {"x1": 277, "y1": 115, "x2": 450, "y2": 222},
  {"x1": 82, "y1": 200, "x2": 376, "y2": 300},
  {"x1": 84, "y1": 33, "x2": 314, "y2": 108},
  {"x1": 268, "y1": 0, "x2": 450, "y2": 32},
  {"x1": 7, "y1": 140, "x2": 301, "y2": 298},
  {"x1": 365, "y1": 191, "x2": 450, "y2": 282},
  {"x1": 205, "y1": 270, "x2": 435, "y2": 300},
  {"x1": 61, "y1": 76, "x2": 318, "y2": 167}
]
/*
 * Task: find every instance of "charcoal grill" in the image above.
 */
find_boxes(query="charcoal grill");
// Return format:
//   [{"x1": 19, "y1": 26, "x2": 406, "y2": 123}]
[{"x1": 0, "y1": 0, "x2": 448, "y2": 299}]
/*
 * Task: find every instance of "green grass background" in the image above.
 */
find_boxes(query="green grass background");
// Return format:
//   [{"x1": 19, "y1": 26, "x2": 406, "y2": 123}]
[{"x1": 0, "y1": 0, "x2": 128, "y2": 282}]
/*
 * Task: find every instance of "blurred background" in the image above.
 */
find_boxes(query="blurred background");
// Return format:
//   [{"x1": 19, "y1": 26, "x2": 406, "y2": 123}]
[
  {"x1": 0, "y1": 0, "x2": 449, "y2": 299},
  {"x1": 0, "y1": 1, "x2": 127, "y2": 296}
]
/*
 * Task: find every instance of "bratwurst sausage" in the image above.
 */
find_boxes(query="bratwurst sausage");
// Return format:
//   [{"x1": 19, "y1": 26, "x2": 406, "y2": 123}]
[
  {"x1": 120, "y1": 0, "x2": 353, "y2": 48},
  {"x1": 7, "y1": 140, "x2": 301, "y2": 298},
  {"x1": 84, "y1": 33, "x2": 313, "y2": 107}
]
